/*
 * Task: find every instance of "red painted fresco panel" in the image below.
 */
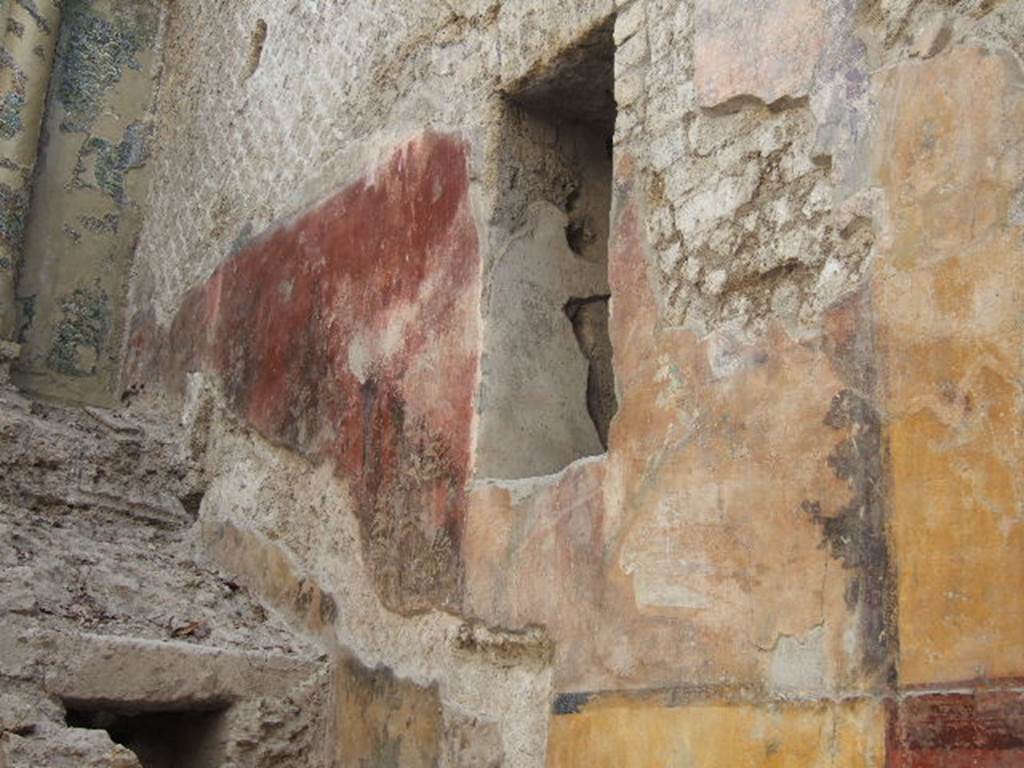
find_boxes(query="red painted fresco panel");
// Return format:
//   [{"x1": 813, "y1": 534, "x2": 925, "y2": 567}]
[
  {"x1": 888, "y1": 689, "x2": 1024, "y2": 767},
  {"x1": 166, "y1": 132, "x2": 480, "y2": 613}
]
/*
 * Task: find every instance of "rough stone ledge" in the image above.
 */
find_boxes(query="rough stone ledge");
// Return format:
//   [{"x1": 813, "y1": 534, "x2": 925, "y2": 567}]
[
  {"x1": 471, "y1": 453, "x2": 606, "y2": 502},
  {"x1": 0, "y1": 392, "x2": 197, "y2": 523},
  {"x1": 4, "y1": 626, "x2": 324, "y2": 712},
  {"x1": 452, "y1": 621, "x2": 554, "y2": 667}
]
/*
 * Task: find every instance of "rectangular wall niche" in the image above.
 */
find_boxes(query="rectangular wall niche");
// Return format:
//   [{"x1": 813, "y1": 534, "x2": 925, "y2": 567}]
[
  {"x1": 66, "y1": 705, "x2": 226, "y2": 768},
  {"x1": 476, "y1": 18, "x2": 618, "y2": 480}
]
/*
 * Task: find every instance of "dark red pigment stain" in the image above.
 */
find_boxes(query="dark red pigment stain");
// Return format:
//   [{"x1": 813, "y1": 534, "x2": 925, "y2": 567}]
[
  {"x1": 166, "y1": 133, "x2": 480, "y2": 614},
  {"x1": 803, "y1": 385, "x2": 896, "y2": 687},
  {"x1": 802, "y1": 286, "x2": 897, "y2": 689},
  {"x1": 887, "y1": 688, "x2": 1024, "y2": 767}
]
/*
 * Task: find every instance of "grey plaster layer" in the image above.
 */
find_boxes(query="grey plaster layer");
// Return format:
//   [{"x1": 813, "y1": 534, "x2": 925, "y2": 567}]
[{"x1": 476, "y1": 201, "x2": 608, "y2": 479}]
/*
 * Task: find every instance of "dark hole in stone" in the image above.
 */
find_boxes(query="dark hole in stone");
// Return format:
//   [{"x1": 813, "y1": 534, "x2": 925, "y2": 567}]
[
  {"x1": 505, "y1": 17, "x2": 617, "y2": 132},
  {"x1": 565, "y1": 221, "x2": 587, "y2": 255},
  {"x1": 120, "y1": 381, "x2": 145, "y2": 404},
  {"x1": 244, "y1": 19, "x2": 268, "y2": 80},
  {"x1": 564, "y1": 295, "x2": 617, "y2": 448},
  {"x1": 179, "y1": 491, "x2": 205, "y2": 519},
  {"x1": 65, "y1": 706, "x2": 226, "y2": 768}
]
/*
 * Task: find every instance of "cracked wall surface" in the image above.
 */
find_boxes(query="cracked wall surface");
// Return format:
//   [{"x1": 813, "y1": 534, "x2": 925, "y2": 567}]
[{"x1": 3, "y1": 0, "x2": 1024, "y2": 765}]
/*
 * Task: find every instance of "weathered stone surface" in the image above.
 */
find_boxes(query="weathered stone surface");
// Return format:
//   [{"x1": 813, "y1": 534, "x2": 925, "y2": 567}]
[
  {"x1": 2, "y1": 724, "x2": 142, "y2": 768},
  {"x1": 872, "y1": 47, "x2": 1024, "y2": 687},
  {"x1": 466, "y1": 162, "x2": 891, "y2": 694},
  {"x1": 188, "y1": 379, "x2": 554, "y2": 768},
  {"x1": 0, "y1": 398, "x2": 314, "y2": 656},
  {"x1": 694, "y1": 0, "x2": 829, "y2": 109},
  {"x1": 475, "y1": 201, "x2": 608, "y2": 478},
  {"x1": 0, "y1": 391, "x2": 195, "y2": 521},
  {"x1": 497, "y1": 1, "x2": 615, "y2": 92},
  {"x1": 0, "y1": 341, "x2": 18, "y2": 385},
  {"x1": 5, "y1": 1, "x2": 1024, "y2": 766},
  {"x1": 201, "y1": 516, "x2": 341, "y2": 643},
  {"x1": 0, "y1": 394, "x2": 332, "y2": 767},
  {"x1": 649, "y1": 80, "x2": 875, "y2": 337},
  {"x1": 477, "y1": 82, "x2": 615, "y2": 479},
  {"x1": 39, "y1": 632, "x2": 320, "y2": 708}
]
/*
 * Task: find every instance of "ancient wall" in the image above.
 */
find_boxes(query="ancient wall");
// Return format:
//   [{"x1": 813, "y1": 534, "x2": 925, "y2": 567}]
[
  {"x1": 12, "y1": 0, "x2": 1021, "y2": 765},
  {"x1": 0, "y1": 0, "x2": 62, "y2": 379},
  {"x1": 12, "y1": 0, "x2": 163, "y2": 405}
]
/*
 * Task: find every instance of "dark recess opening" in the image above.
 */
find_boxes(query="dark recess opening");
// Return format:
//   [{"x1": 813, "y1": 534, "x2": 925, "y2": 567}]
[
  {"x1": 477, "y1": 16, "x2": 619, "y2": 478},
  {"x1": 244, "y1": 19, "x2": 268, "y2": 80},
  {"x1": 66, "y1": 706, "x2": 226, "y2": 768},
  {"x1": 564, "y1": 294, "x2": 615, "y2": 448},
  {"x1": 507, "y1": 19, "x2": 617, "y2": 132}
]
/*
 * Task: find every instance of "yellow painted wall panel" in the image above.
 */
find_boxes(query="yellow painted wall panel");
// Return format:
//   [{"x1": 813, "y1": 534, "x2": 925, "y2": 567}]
[
  {"x1": 873, "y1": 48, "x2": 1024, "y2": 685},
  {"x1": 547, "y1": 699, "x2": 886, "y2": 768}
]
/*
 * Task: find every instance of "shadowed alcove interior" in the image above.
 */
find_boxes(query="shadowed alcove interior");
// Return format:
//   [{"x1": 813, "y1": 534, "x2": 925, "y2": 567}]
[
  {"x1": 65, "y1": 704, "x2": 227, "y2": 768},
  {"x1": 476, "y1": 17, "x2": 618, "y2": 480}
]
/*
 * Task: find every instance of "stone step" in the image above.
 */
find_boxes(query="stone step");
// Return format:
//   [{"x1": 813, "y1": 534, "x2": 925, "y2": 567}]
[{"x1": 1, "y1": 628, "x2": 327, "y2": 768}]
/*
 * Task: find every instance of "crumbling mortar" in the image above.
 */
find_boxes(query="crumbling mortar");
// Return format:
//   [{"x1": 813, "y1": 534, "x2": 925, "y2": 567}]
[{"x1": 646, "y1": 101, "x2": 876, "y2": 336}]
